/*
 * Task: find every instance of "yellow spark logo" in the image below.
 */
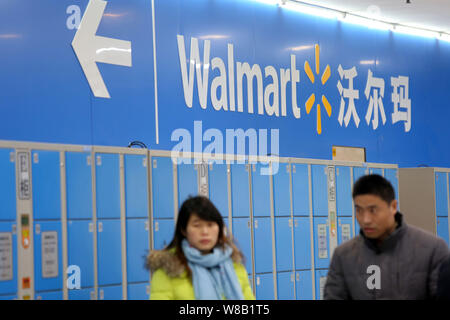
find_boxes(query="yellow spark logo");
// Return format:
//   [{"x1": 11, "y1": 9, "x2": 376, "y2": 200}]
[{"x1": 304, "y1": 44, "x2": 332, "y2": 134}]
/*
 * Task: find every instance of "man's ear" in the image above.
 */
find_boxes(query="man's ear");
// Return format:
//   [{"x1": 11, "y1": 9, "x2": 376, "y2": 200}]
[{"x1": 390, "y1": 199, "x2": 398, "y2": 214}]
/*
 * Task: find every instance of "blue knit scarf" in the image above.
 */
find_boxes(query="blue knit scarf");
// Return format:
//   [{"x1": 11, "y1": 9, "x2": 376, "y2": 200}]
[{"x1": 181, "y1": 239, "x2": 244, "y2": 300}]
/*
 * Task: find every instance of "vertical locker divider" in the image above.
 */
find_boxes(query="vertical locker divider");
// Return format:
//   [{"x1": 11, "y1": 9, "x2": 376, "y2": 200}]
[
  {"x1": 269, "y1": 161, "x2": 277, "y2": 300},
  {"x1": 173, "y1": 157, "x2": 178, "y2": 223},
  {"x1": 226, "y1": 161, "x2": 232, "y2": 236},
  {"x1": 91, "y1": 150, "x2": 98, "y2": 300},
  {"x1": 119, "y1": 154, "x2": 127, "y2": 300},
  {"x1": 146, "y1": 151, "x2": 153, "y2": 296},
  {"x1": 350, "y1": 167, "x2": 355, "y2": 237},
  {"x1": 246, "y1": 158, "x2": 256, "y2": 295},
  {"x1": 60, "y1": 151, "x2": 68, "y2": 300},
  {"x1": 288, "y1": 160, "x2": 296, "y2": 299},
  {"x1": 307, "y1": 164, "x2": 316, "y2": 300}
]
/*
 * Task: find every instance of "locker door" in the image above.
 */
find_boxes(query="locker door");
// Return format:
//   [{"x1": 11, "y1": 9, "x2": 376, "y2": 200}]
[
  {"x1": 36, "y1": 291, "x2": 63, "y2": 300},
  {"x1": 99, "y1": 285, "x2": 122, "y2": 300},
  {"x1": 0, "y1": 294, "x2": 16, "y2": 300},
  {"x1": 0, "y1": 222, "x2": 17, "y2": 295},
  {"x1": 385, "y1": 169, "x2": 399, "y2": 201},
  {"x1": 96, "y1": 154, "x2": 120, "y2": 219},
  {"x1": 124, "y1": 154, "x2": 149, "y2": 219},
  {"x1": 97, "y1": 220, "x2": 122, "y2": 286},
  {"x1": 153, "y1": 219, "x2": 174, "y2": 250},
  {"x1": 337, "y1": 217, "x2": 353, "y2": 245},
  {"x1": 254, "y1": 217, "x2": 273, "y2": 274},
  {"x1": 255, "y1": 273, "x2": 274, "y2": 300},
  {"x1": 315, "y1": 269, "x2": 328, "y2": 300},
  {"x1": 273, "y1": 163, "x2": 291, "y2": 217},
  {"x1": 296, "y1": 270, "x2": 313, "y2": 300},
  {"x1": 311, "y1": 165, "x2": 328, "y2": 217},
  {"x1": 232, "y1": 218, "x2": 252, "y2": 272},
  {"x1": 292, "y1": 164, "x2": 310, "y2": 216},
  {"x1": 208, "y1": 163, "x2": 229, "y2": 218},
  {"x1": 335, "y1": 166, "x2": 352, "y2": 217},
  {"x1": 128, "y1": 282, "x2": 150, "y2": 300},
  {"x1": 368, "y1": 168, "x2": 383, "y2": 176},
  {"x1": 126, "y1": 219, "x2": 150, "y2": 283},
  {"x1": 66, "y1": 152, "x2": 93, "y2": 220},
  {"x1": 178, "y1": 162, "x2": 198, "y2": 207},
  {"x1": 437, "y1": 217, "x2": 449, "y2": 246},
  {"x1": 230, "y1": 164, "x2": 250, "y2": 217},
  {"x1": 68, "y1": 287, "x2": 95, "y2": 300},
  {"x1": 32, "y1": 151, "x2": 61, "y2": 220},
  {"x1": 313, "y1": 217, "x2": 330, "y2": 269},
  {"x1": 435, "y1": 172, "x2": 449, "y2": 217},
  {"x1": 277, "y1": 272, "x2": 295, "y2": 300},
  {"x1": 293, "y1": 217, "x2": 312, "y2": 270},
  {"x1": 251, "y1": 163, "x2": 271, "y2": 217},
  {"x1": 67, "y1": 220, "x2": 94, "y2": 288},
  {"x1": 34, "y1": 221, "x2": 63, "y2": 292},
  {"x1": 275, "y1": 217, "x2": 293, "y2": 272},
  {"x1": 151, "y1": 157, "x2": 174, "y2": 219},
  {"x1": 0, "y1": 149, "x2": 16, "y2": 221},
  {"x1": 353, "y1": 167, "x2": 368, "y2": 183}
]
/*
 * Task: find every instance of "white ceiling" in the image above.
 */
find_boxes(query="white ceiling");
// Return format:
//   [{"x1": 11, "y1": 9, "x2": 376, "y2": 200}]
[{"x1": 297, "y1": 0, "x2": 450, "y2": 33}]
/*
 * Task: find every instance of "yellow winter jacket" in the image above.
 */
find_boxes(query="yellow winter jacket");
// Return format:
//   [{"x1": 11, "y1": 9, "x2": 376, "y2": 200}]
[{"x1": 147, "y1": 249, "x2": 255, "y2": 300}]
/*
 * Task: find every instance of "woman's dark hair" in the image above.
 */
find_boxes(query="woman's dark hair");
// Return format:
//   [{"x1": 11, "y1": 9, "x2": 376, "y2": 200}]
[
  {"x1": 352, "y1": 174, "x2": 396, "y2": 204},
  {"x1": 166, "y1": 195, "x2": 243, "y2": 276}
]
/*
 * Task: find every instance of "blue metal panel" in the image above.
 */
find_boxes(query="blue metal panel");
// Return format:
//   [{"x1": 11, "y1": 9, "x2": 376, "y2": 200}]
[
  {"x1": 311, "y1": 165, "x2": 328, "y2": 217},
  {"x1": 97, "y1": 219, "x2": 122, "y2": 286},
  {"x1": 254, "y1": 217, "x2": 273, "y2": 274},
  {"x1": 153, "y1": 219, "x2": 175, "y2": 250},
  {"x1": 232, "y1": 217, "x2": 252, "y2": 272},
  {"x1": 0, "y1": 222, "x2": 17, "y2": 295},
  {"x1": 67, "y1": 220, "x2": 94, "y2": 288},
  {"x1": 435, "y1": 172, "x2": 449, "y2": 217},
  {"x1": 368, "y1": 168, "x2": 383, "y2": 176},
  {"x1": 313, "y1": 217, "x2": 330, "y2": 269},
  {"x1": 36, "y1": 291, "x2": 63, "y2": 300},
  {"x1": 99, "y1": 285, "x2": 122, "y2": 300},
  {"x1": 34, "y1": 221, "x2": 63, "y2": 292},
  {"x1": 335, "y1": 166, "x2": 352, "y2": 217},
  {"x1": 255, "y1": 273, "x2": 274, "y2": 300},
  {"x1": 177, "y1": 162, "x2": 198, "y2": 207},
  {"x1": 0, "y1": 149, "x2": 16, "y2": 221},
  {"x1": 68, "y1": 288, "x2": 94, "y2": 300},
  {"x1": 292, "y1": 164, "x2": 310, "y2": 216},
  {"x1": 273, "y1": 163, "x2": 291, "y2": 217},
  {"x1": 337, "y1": 217, "x2": 353, "y2": 245},
  {"x1": 293, "y1": 217, "x2": 312, "y2": 270},
  {"x1": 0, "y1": 294, "x2": 16, "y2": 300},
  {"x1": 231, "y1": 164, "x2": 250, "y2": 217},
  {"x1": 275, "y1": 217, "x2": 293, "y2": 272},
  {"x1": 208, "y1": 163, "x2": 229, "y2": 218},
  {"x1": 296, "y1": 270, "x2": 313, "y2": 300},
  {"x1": 151, "y1": 157, "x2": 174, "y2": 219},
  {"x1": 353, "y1": 167, "x2": 368, "y2": 183},
  {"x1": 124, "y1": 154, "x2": 149, "y2": 219},
  {"x1": 32, "y1": 151, "x2": 61, "y2": 220},
  {"x1": 437, "y1": 217, "x2": 449, "y2": 246},
  {"x1": 315, "y1": 269, "x2": 328, "y2": 300},
  {"x1": 128, "y1": 282, "x2": 150, "y2": 300},
  {"x1": 385, "y1": 169, "x2": 399, "y2": 201},
  {"x1": 126, "y1": 219, "x2": 150, "y2": 283},
  {"x1": 66, "y1": 152, "x2": 92, "y2": 220},
  {"x1": 251, "y1": 163, "x2": 271, "y2": 217},
  {"x1": 96, "y1": 154, "x2": 120, "y2": 219},
  {"x1": 277, "y1": 272, "x2": 295, "y2": 300}
]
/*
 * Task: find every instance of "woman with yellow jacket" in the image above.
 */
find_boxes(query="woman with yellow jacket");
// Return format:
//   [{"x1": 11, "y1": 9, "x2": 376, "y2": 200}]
[{"x1": 146, "y1": 195, "x2": 255, "y2": 300}]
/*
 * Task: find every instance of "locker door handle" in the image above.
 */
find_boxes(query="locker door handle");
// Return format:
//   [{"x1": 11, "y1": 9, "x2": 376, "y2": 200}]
[
  {"x1": 89, "y1": 223, "x2": 94, "y2": 233},
  {"x1": 155, "y1": 221, "x2": 159, "y2": 232},
  {"x1": 256, "y1": 276, "x2": 260, "y2": 286},
  {"x1": 153, "y1": 159, "x2": 157, "y2": 168},
  {"x1": 296, "y1": 273, "x2": 300, "y2": 281},
  {"x1": 291, "y1": 273, "x2": 295, "y2": 282},
  {"x1": 247, "y1": 220, "x2": 251, "y2": 229},
  {"x1": 294, "y1": 220, "x2": 298, "y2": 228},
  {"x1": 254, "y1": 220, "x2": 258, "y2": 229},
  {"x1": 35, "y1": 224, "x2": 41, "y2": 235},
  {"x1": 143, "y1": 158, "x2": 147, "y2": 167},
  {"x1": 87, "y1": 156, "x2": 92, "y2": 166},
  {"x1": 90, "y1": 291, "x2": 96, "y2": 300},
  {"x1": 98, "y1": 222, "x2": 103, "y2": 233},
  {"x1": 289, "y1": 219, "x2": 293, "y2": 228},
  {"x1": 99, "y1": 289, "x2": 104, "y2": 300},
  {"x1": 146, "y1": 286, "x2": 151, "y2": 295},
  {"x1": 145, "y1": 221, "x2": 149, "y2": 231},
  {"x1": 96, "y1": 155, "x2": 102, "y2": 166}
]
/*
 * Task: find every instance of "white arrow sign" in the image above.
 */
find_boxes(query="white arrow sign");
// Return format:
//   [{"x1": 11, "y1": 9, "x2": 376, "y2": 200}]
[{"x1": 72, "y1": 0, "x2": 132, "y2": 98}]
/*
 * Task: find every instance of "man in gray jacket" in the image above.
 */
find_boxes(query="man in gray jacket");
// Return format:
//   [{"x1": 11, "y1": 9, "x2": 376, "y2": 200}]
[{"x1": 324, "y1": 174, "x2": 450, "y2": 300}]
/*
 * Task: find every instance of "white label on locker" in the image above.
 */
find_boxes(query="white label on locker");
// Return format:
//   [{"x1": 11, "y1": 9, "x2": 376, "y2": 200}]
[
  {"x1": 318, "y1": 224, "x2": 328, "y2": 259},
  {"x1": 319, "y1": 276, "x2": 327, "y2": 300},
  {"x1": 0, "y1": 233, "x2": 13, "y2": 281},
  {"x1": 327, "y1": 166, "x2": 336, "y2": 201},
  {"x1": 41, "y1": 231, "x2": 59, "y2": 278},
  {"x1": 342, "y1": 224, "x2": 351, "y2": 242},
  {"x1": 18, "y1": 152, "x2": 30, "y2": 200}
]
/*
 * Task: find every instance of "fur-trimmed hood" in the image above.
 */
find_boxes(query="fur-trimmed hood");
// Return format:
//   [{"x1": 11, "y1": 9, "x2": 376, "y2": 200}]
[{"x1": 146, "y1": 247, "x2": 243, "y2": 278}]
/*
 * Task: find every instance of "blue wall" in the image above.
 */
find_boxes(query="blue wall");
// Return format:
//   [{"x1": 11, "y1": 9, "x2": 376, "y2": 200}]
[{"x1": 1, "y1": 0, "x2": 449, "y2": 167}]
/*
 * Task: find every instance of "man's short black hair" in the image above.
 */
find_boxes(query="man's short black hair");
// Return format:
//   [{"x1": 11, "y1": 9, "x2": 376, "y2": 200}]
[{"x1": 352, "y1": 174, "x2": 396, "y2": 204}]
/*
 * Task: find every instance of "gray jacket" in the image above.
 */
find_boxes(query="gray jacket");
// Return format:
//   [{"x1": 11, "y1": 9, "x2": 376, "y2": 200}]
[{"x1": 324, "y1": 212, "x2": 450, "y2": 300}]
